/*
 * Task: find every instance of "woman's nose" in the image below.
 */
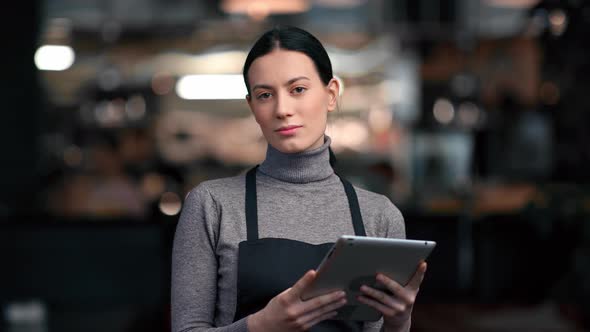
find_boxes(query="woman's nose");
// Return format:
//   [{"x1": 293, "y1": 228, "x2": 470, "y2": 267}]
[{"x1": 274, "y1": 95, "x2": 293, "y2": 118}]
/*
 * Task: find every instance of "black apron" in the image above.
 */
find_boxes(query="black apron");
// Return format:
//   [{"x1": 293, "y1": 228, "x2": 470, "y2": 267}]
[{"x1": 233, "y1": 166, "x2": 366, "y2": 331}]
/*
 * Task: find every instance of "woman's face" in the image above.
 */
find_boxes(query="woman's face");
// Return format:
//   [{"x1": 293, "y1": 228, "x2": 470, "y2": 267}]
[{"x1": 246, "y1": 49, "x2": 339, "y2": 154}]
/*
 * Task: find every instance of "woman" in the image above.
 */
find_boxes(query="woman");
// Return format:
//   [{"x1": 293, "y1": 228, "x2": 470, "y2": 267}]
[{"x1": 171, "y1": 26, "x2": 427, "y2": 332}]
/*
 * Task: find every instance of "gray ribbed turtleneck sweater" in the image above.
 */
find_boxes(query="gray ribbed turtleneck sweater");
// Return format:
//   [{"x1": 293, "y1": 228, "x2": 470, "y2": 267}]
[{"x1": 171, "y1": 137, "x2": 406, "y2": 332}]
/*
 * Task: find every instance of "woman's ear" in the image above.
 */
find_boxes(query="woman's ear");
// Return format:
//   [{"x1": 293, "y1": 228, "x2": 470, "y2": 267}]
[{"x1": 326, "y1": 78, "x2": 340, "y2": 113}]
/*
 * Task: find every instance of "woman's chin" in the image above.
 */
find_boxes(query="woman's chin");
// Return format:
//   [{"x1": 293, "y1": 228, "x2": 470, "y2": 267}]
[
  {"x1": 270, "y1": 140, "x2": 306, "y2": 154},
  {"x1": 275, "y1": 145, "x2": 304, "y2": 154}
]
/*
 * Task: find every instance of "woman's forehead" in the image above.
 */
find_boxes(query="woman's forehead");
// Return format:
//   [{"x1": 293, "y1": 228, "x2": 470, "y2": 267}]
[{"x1": 247, "y1": 49, "x2": 320, "y2": 85}]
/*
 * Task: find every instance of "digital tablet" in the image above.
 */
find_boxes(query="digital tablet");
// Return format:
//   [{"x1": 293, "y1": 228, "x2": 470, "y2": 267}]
[{"x1": 301, "y1": 235, "x2": 436, "y2": 321}]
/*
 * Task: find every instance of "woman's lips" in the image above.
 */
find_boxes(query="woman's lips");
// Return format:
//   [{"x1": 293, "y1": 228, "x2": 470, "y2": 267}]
[{"x1": 276, "y1": 125, "x2": 302, "y2": 136}]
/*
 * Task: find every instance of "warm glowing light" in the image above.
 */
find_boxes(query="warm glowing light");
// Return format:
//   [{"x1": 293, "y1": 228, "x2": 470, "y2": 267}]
[
  {"x1": 433, "y1": 98, "x2": 455, "y2": 124},
  {"x1": 549, "y1": 9, "x2": 566, "y2": 26},
  {"x1": 549, "y1": 9, "x2": 568, "y2": 36},
  {"x1": 34, "y1": 45, "x2": 75, "y2": 71},
  {"x1": 176, "y1": 75, "x2": 248, "y2": 100},
  {"x1": 222, "y1": 0, "x2": 310, "y2": 17},
  {"x1": 247, "y1": 2, "x2": 271, "y2": 20},
  {"x1": 159, "y1": 192, "x2": 182, "y2": 216}
]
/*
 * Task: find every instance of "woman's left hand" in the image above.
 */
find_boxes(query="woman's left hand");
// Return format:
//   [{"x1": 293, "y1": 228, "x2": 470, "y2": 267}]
[{"x1": 357, "y1": 261, "x2": 427, "y2": 332}]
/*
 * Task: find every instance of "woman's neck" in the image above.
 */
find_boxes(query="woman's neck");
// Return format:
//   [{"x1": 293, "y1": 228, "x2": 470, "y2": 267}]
[{"x1": 258, "y1": 136, "x2": 334, "y2": 183}]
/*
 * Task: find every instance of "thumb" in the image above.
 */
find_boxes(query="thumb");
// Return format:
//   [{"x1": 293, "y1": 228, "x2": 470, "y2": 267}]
[
  {"x1": 407, "y1": 261, "x2": 427, "y2": 291},
  {"x1": 289, "y1": 270, "x2": 317, "y2": 299}
]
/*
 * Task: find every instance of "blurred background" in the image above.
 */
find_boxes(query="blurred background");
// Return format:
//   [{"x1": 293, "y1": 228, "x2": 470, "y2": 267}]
[{"x1": 2, "y1": 0, "x2": 590, "y2": 331}]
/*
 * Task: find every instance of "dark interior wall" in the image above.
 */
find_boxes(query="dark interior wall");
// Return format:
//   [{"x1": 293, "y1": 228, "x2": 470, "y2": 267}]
[
  {"x1": 0, "y1": 219, "x2": 175, "y2": 332},
  {"x1": 1, "y1": 0, "x2": 42, "y2": 214}
]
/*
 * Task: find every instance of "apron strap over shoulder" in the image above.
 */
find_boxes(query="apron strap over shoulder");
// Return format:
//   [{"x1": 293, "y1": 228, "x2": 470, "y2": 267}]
[
  {"x1": 339, "y1": 177, "x2": 366, "y2": 237},
  {"x1": 246, "y1": 165, "x2": 366, "y2": 239},
  {"x1": 245, "y1": 166, "x2": 259, "y2": 241}
]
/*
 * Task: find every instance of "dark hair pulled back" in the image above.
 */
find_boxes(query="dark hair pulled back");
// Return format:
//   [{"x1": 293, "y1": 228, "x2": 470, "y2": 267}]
[{"x1": 242, "y1": 26, "x2": 333, "y2": 95}]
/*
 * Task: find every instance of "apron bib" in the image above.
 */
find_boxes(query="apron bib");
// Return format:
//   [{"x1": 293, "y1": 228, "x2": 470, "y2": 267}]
[{"x1": 233, "y1": 166, "x2": 367, "y2": 331}]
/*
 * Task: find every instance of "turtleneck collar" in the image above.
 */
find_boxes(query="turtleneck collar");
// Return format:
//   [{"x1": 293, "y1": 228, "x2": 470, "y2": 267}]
[{"x1": 258, "y1": 136, "x2": 334, "y2": 183}]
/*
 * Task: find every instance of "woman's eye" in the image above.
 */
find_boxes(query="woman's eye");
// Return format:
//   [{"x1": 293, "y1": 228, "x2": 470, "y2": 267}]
[
  {"x1": 292, "y1": 87, "x2": 306, "y2": 94},
  {"x1": 257, "y1": 92, "x2": 272, "y2": 100}
]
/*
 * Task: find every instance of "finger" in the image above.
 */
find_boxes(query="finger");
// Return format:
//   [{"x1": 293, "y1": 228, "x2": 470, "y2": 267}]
[
  {"x1": 299, "y1": 290, "x2": 346, "y2": 316},
  {"x1": 299, "y1": 296, "x2": 346, "y2": 326},
  {"x1": 357, "y1": 295, "x2": 399, "y2": 317},
  {"x1": 407, "y1": 261, "x2": 427, "y2": 291},
  {"x1": 289, "y1": 270, "x2": 317, "y2": 299},
  {"x1": 360, "y1": 285, "x2": 399, "y2": 309},
  {"x1": 302, "y1": 310, "x2": 338, "y2": 330},
  {"x1": 374, "y1": 274, "x2": 405, "y2": 299}
]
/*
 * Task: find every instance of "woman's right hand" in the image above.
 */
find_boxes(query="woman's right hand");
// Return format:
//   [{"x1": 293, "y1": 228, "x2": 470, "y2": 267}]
[{"x1": 247, "y1": 270, "x2": 347, "y2": 331}]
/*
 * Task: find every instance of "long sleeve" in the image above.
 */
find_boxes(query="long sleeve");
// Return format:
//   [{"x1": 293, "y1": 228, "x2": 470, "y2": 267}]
[
  {"x1": 171, "y1": 187, "x2": 248, "y2": 332},
  {"x1": 381, "y1": 198, "x2": 406, "y2": 240}
]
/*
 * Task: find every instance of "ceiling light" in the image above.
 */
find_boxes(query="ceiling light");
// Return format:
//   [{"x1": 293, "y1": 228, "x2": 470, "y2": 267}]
[
  {"x1": 34, "y1": 45, "x2": 75, "y2": 71},
  {"x1": 221, "y1": 0, "x2": 310, "y2": 18},
  {"x1": 175, "y1": 74, "x2": 248, "y2": 100}
]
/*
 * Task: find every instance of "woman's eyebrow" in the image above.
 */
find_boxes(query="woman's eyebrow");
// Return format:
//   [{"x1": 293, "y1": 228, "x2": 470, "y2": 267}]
[
  {"x1": 284, "y1": 76, "x2": 310, "y2": 86},
  {"x1": 252, "y1": 76, "x2": 310, "y2": 91}
]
